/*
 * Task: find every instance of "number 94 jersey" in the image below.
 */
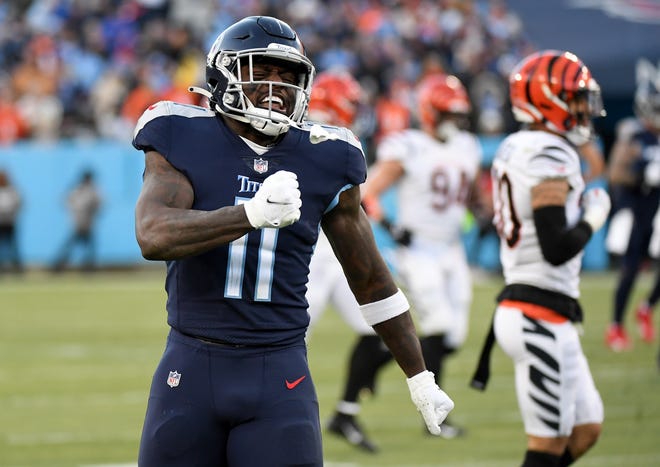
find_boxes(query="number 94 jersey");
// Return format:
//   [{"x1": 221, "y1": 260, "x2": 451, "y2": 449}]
[
  {"x1": 376, "y1": 128, "x2": 482, "y2": 243},
  {"x1": 491, "y1": 130, "x2": 585, "y2": 298}
]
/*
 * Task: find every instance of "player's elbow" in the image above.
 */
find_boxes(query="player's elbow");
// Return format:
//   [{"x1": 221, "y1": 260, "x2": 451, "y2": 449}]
[
  {"x1": 541, "y1": 249, "x2": 569, "y2": 266},
  {"x1": 136, "y1": 233, "x2": 163, "y2": 260},
  {"x1": 135, "y1": 219, "x2": 169, "y2": 260}
]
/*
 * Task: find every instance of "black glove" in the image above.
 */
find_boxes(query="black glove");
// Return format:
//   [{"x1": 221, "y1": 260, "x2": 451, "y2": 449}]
[{"x1": 380, "y1": 218, "x2": 412, "y2": 246}]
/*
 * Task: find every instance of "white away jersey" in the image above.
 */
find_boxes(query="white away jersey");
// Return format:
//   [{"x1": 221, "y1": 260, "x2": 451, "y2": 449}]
[
  {"x1": 376, "y1": 128, "x2": 482, "y2": 243},
  {"x1": 491, "y1": 130, "x2": 585, "y2": 298}
]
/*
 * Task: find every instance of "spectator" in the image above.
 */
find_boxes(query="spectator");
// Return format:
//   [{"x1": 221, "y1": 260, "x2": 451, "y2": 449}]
[
  {"x1": 11, "y1": 34, "x2": 63, "y2": 141},
  {"x1": 373, "y1": 78, "x2": 412, "y2": 145},
  {"x1": 0, "y1": 1, "x2": 534, "y2": 143},
  {"x1": 0, "y1": 76, "x2": 29, "y2": 145},
  {"x1": 52, "y1": 170, "x2": 102, "y2": 272},
  {"x1": 0, "y1": 169, "x2": 22, "y2": 273}
]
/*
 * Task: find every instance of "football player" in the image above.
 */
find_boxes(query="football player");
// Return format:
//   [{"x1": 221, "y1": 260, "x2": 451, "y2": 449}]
[
  {"x1": 362, "y1": 72, "x2": 484, "y2": 438},
  {"x1": 473, "y1": 50, "x2": 609, "y2": 467},
  {"x1": 606, "y1": 57, "x2": 660, "y2": 351},
  {"x1": 132, "y1": 16, "x2": 454, "y2": 467},
  {"x1": 305, "y1": 70, "x2": 392, "y2": 453}
]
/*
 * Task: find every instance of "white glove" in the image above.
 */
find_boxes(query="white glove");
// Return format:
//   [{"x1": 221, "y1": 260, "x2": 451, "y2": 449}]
[
  {"x1": 406, "y1": 370, "x2": 455, "y2": 436},
  {"x1": 581, "y1": 187, "x2": 611, "y2": 232},
  {"x1": 644, "y1": 160, "x2": 660, "y2": 187},
  {"x1": 243, "y1": 171, "x2": 302, "y2": 229}
]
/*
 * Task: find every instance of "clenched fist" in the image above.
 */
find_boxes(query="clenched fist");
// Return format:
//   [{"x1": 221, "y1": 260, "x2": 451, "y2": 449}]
[
  {"x1": 407, "y1": 370, "x2": 455, "y2": 436},
  {"x1": 581, "y1": 187, "x2": 611, "y2": 233},
  {"x1": 244, "y1": 171, "x2": 302, "y2": 229}
]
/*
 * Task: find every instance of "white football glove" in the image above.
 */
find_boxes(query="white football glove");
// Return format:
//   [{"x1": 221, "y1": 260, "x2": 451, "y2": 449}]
[
  {"x1": 406, "y1": 370, "x2": 455, "y2": 436},
  {"x1": 644, "y1": 160, "x2": 660, "y2": 187},
  {"x1": 243, "y1": 171, "x2": 302, "y2": 229},
  {"x1": 581, "y1": 187, "x2": 611, "y2": 233}
]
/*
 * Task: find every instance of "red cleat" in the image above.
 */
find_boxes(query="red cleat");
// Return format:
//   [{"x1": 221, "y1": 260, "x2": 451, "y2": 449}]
[
  {"x1": 605, "y1": 324, "x2": 632, "y2": 352},
  {"x1": 635, "y1": 303, "x2": 656, "y2": 343}
]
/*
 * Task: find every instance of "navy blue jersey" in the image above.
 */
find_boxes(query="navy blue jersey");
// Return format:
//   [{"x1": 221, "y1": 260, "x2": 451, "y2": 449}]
[
  {"x1": 133, "y1": 101, "x2": 366, "y2": 345},
  {"x1": 615, "y1": 126, "x2": 660, "y2": 217}
]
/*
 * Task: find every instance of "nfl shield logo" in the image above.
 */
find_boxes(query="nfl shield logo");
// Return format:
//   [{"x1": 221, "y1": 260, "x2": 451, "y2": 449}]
[
  {"x1": 253, "y1": 158, "x2": 268, "y2": 174},
  {"x1": 167, "y1": 370, "x2": 181, "y2": 388}
]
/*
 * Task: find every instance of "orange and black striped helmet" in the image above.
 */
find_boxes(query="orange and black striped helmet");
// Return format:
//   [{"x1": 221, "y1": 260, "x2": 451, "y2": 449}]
[
  {"x1": 308, "y1": 70, "x2": 364, "y2": 128},
  {"x1": 416, "y1": 73, "x2": 471, "y2": 132},
  {"x1": 509, "y1": 50, "x2": 604, "y2": 135}
]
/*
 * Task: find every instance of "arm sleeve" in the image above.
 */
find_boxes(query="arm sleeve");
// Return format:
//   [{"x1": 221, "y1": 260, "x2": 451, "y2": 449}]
[{"x1": 533, "y1": 205, "x2": 593, "y2": 266}]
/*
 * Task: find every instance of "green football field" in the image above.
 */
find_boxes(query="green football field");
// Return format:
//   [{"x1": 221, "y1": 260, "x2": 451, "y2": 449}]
[{"x1": 1, "y1": 267, "x2": 659, "y2": 466}]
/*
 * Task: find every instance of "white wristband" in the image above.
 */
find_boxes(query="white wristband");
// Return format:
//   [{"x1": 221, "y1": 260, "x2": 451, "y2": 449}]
[{"x1": 359, "y1": 289, "x2": 410, "y2": 326}]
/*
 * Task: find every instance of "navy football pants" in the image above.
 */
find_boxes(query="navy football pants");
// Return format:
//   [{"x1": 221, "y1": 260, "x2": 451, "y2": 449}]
[{"x1": 138, "y1": 329, "x2": 322, "y2": 467}]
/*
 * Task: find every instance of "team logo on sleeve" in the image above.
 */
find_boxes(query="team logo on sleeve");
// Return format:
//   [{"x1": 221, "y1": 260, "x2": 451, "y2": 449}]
[
  {"x1": 167, "y1": 370, "x2": 181, "y2": 388},
  {"x1": 253, "y1": 158, "x2": 268, "y2": 174}
]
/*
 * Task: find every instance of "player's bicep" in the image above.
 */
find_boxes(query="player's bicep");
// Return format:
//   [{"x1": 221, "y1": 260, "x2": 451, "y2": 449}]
[
  {"x1": 321, "y1": 186, "x2": 397, "y2": 304},
  {"x1": 137, "y1": 151, "x2": 194, "y2": 211},
  {"x1": 530, "y1": 178, "x2": 569, "y2": 210},
  {"x1": 135, "y1": 151, "x2": 194, "y2": 236}
]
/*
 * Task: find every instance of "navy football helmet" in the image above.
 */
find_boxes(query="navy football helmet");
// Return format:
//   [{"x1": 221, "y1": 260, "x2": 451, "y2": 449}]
[{"x1": 200, "y1": 16, "x2": 315, "y2": 136}]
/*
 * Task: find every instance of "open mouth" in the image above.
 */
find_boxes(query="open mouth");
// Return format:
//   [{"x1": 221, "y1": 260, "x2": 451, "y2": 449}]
[{"x1": 260, "y1": 95, "x2": 287, "y2": 113}]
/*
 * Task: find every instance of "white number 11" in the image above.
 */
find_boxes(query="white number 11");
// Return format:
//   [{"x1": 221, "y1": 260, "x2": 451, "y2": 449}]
[{"x1": 225, "y1": 197, "x2": 278, "y2": 301}]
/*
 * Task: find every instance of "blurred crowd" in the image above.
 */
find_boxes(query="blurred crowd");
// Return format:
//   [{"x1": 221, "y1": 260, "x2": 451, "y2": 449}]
[{"x1": 0, "y1": 0, "x2": 535, "y2": 150}]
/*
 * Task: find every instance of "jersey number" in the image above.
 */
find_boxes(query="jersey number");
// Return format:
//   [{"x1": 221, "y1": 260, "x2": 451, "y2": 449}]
[
  {"x1": 493, "y1": 172, "x2": 521, "y2": 247},
  {"x1": 225, "y1": 197, "x2": 278, "y2": 301},
  {"x1": 431, "y1": 168, "x2": 471, "y2": 210}
]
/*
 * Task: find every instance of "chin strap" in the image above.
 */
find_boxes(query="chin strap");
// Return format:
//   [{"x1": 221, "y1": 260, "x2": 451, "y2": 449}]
[{"x1": 189, "y1": 85, "x2": 293, "y2": 136}]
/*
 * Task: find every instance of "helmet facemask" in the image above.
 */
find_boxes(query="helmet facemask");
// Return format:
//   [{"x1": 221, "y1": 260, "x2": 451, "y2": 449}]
[
  {"x1": 564, "y1": 84, "x2": 605, "y2": 146},
  {"x1": 206, "y1": 45, "x2": 315, "y2": 136},
  {"x1": 431, "y1": 111, "x2": 469, "y2": 142}
]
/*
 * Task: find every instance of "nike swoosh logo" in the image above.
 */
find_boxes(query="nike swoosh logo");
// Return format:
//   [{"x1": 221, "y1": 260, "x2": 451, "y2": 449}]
[
  {"x1": 266, "y1": 197, "x2": 288, "y2": 205},
  {"x1": 285, "y1": 375, "x2": 306, "y2": 390}
]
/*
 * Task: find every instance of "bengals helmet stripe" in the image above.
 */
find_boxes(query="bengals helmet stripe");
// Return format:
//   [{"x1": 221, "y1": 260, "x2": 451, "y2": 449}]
[
  {"x1": 416, "y1": 73, "x2": 470, "y2": 133},
  {"x1": 510, "y1": 50, "x2": 603, "y2": 142},
  {"x1": 307, "y1": 70, "x2": 363, "y2": 128}
]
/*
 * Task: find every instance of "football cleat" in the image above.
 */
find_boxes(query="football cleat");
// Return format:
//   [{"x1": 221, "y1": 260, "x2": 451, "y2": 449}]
[
  {"x1": 635, "y1": 303, "x2": 656, "y2": 343},
  {"x1": 605, "y1": 323, "x2": 632, "y2": 352},
  {"x1": 326, "y1": 413, "x2": 378, "y2": 453}
]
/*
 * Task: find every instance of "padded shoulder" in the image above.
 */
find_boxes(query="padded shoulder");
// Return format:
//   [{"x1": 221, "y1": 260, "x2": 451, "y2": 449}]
[
  {"x1": 134, "y1": 101, "x2": 213, "y2": 139},
  {"x1": 301, "y1": 121, "x2": 362, "y2": 150}
]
